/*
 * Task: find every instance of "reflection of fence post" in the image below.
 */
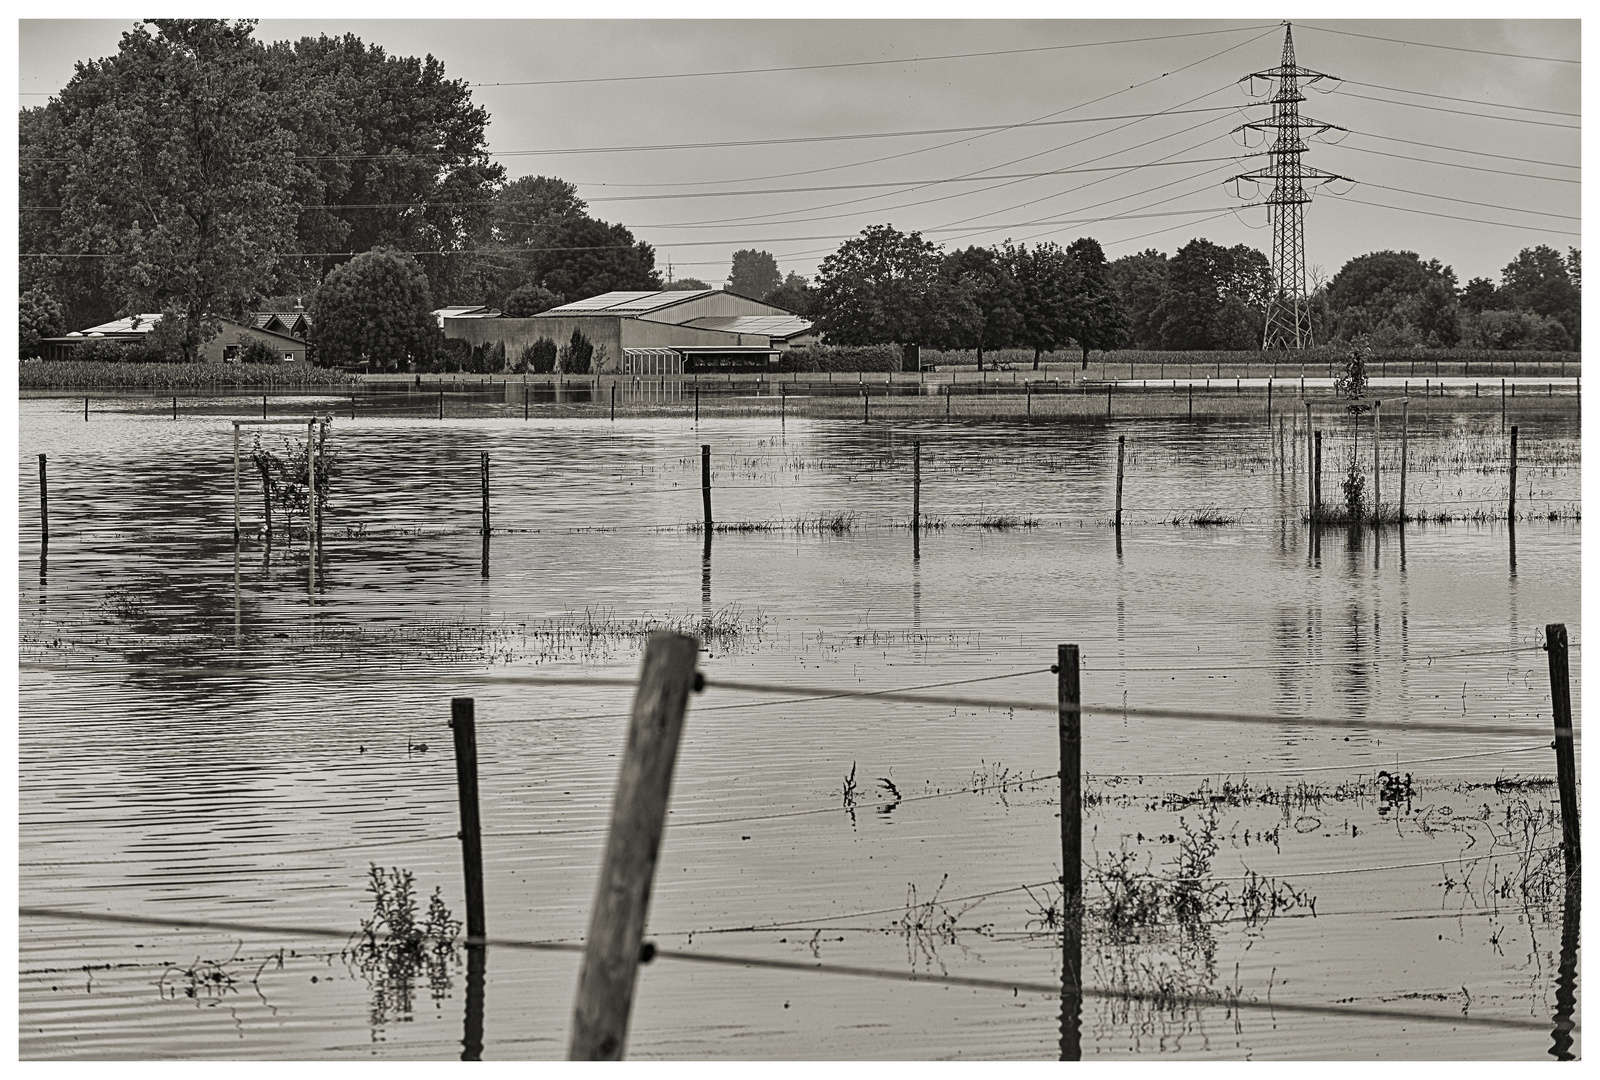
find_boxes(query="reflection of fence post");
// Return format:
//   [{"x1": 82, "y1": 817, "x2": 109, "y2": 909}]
[
  {"x1": 569, "y1": 632, "x2": 699, "y2": 1061},
  {"x1": 1544, "y1": 623, "x2": 1580, "y2": 876},
  {"x1": 701, "y1": 444, "x2": 712, "y2": 531},
  {"x1": 1057, "y1": 644, "x2": 1082, "y2": 1062}
]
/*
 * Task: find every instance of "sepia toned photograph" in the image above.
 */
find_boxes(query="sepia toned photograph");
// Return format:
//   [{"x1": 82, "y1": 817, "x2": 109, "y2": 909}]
[{"x1": 15, "y1": 10, "x2": 1581, "y2": 1061}]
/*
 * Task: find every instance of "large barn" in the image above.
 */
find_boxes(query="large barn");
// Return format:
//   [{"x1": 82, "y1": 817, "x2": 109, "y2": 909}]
[{"x1": 441, "y1": 288, "x2": 816, "y2": 374}]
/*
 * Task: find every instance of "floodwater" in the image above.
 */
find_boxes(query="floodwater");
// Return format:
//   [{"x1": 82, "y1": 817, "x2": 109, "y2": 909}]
[{"x1": 18, "y1": 391, "x2": 1581, "y2": 1060}]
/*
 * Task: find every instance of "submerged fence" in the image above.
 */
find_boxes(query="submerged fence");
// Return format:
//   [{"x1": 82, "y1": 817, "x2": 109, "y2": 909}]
[{"x1": 20, "y1": 627, "x2": 1581, "y2": 1059}]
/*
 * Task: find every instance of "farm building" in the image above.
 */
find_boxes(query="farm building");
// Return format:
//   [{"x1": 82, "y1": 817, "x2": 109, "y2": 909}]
[
  {"x1": 37, "y1": 313, "x2": 308, "y2": 363},
  {"x1": 440, "y1": 288, "x2": 816, "y2": 374}
]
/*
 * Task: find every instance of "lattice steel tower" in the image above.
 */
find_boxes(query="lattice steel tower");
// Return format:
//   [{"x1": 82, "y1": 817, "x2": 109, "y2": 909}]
[{"x1": 1228, "y1": 24, "x2": 1351, "y2": 350}]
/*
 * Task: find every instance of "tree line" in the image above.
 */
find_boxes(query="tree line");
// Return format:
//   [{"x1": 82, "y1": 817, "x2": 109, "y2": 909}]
[{"x1": 17, "y1": 20, "x2": 1582, "y2": 366}]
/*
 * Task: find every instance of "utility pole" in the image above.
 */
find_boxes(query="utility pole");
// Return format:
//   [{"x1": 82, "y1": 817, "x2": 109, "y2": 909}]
[{"x1": 1228, "y1": 23, "x2": 1351, "y2": 351}]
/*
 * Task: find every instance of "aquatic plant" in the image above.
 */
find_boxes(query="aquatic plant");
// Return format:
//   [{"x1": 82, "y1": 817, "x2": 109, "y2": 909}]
[{"x1": 344, "y1": 865, "x2": 461, "y2": 1028}]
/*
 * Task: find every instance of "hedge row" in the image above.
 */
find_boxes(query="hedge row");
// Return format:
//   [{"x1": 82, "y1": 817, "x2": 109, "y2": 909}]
[
  {"x1": 779, "y1": 344, "x2": 901, "y2": 373},
  {"x1": 919, "y1": 347, "x2": 1581, "y2": 368},
  {"x1": 18, "y1": 359, "x2": 357, "y2": 390}
]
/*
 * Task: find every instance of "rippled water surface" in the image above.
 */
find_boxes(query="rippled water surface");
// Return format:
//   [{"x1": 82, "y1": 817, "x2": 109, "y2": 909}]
[{"x1": 19, "y1": 392, "x2": 1581, "y2": 1059}]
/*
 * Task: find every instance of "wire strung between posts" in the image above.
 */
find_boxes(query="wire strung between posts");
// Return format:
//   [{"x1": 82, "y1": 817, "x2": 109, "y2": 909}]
[
  {"x1": 696, "y1": 676, "x2": 1574, "y2": 740},
  {"x1": 13, "y1": 905, "x2": 1555, "y2": 1033}
]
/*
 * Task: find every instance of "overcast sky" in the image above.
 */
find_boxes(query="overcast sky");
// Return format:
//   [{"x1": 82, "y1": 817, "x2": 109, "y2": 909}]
[{"x1": 16, "y1": 16, "x2": 1581, "y2": 288}]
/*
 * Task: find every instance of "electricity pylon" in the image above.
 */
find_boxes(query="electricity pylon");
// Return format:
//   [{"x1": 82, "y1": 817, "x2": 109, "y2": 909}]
[{"x1": 1228, "y1": 23, "x2": 1352, "y2": 350}]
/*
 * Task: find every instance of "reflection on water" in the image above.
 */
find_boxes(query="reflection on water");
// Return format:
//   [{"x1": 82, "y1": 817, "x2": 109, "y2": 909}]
[{"x1": 18, "y1": 397, "x2": 1580, "y2": 1060}]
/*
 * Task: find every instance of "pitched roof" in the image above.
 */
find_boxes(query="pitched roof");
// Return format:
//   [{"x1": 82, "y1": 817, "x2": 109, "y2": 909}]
[
  {"x1": 67, "y1": 314, "x2": 166, "y2": 336},
  {"x1": 538, "y1": 289, "x2": 716, "y2": 316},
  {"x1": 685, "y1": 314, "x2": 814, "y2": 340}
]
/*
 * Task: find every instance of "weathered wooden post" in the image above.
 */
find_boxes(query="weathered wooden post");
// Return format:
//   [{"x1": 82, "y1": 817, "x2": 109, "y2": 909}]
[
  {"x1": 946, "y1": 382, "x2": 951, "y2": 417},
  {"x1": 439, "y1": 390, "x2": 445, "y2": 421},
  {"x1": 1509, "y1": 425, "x2": 1519, "y2": 523},
  {"x1": 524, "y1": 385, "x2": 530, "y2": 421},
  {"x1": 1187, "y1": 382, "x2": 1193, "y2": 420},
  {"x1": 449, "y1": 697, "x2": 487, "y2": 943},
  {"x1": 84, "y1": 396, "x2": 89, "y2": 421},
  {"x1": 1372, "y1": 402, "x2": 1381, "y2": 524},
  {"x1": 693, "y1": 383, "x2": 698, "y2": 425},
  {"x1": 1114, "y1": 435, "x2": 1125, "y2": 532},
  {"x1": 37, "y1": 453, "x2": 48, "y2": 557},
  {"x1": 568, "y1": 632, "x2": 700, "y2": 1061},
  {"x1": 1056, "y1": 644, "x2": 1082, "y2": 1062},
  {"x1": 1266, "y1": 378, "x2": 1272, "y2": 423},
  {"x1": 1106, "y1": 382, "x2": 1112, "y2": 418},
  {"x1": 1501, "y1": 378, "x2": 1507, "y2": 432},
  {"x1": 863, "y1": 393, "x2": 870, "y2": 423},
  {"x1": 262, "y1": 394, "x2": 267, "y2": 420},
  {"x1": 1313, "y1": 431, "x2": 1323, "y2": 520},
  {"x1": 172, "y1": 395, "x2": 178, "y2": 421},
  {"x1": 701, "y1": 444, "x2": 712, "y2": 531},
  {"x1": 1399, "y1": 401, "x2": 1409, "y2": 523},
  {"x1": 912, "y1": 440, "x2": 921, "y2": 559},
  {"x1": 1544, "y1": 623, "x2": 1580, "y2": 876},
  {"x1": 1026, "y1": 380, "x2": 1032, "y2": 417},
  {"x1": 480, "y1": 451, "x2": 490, "y2": 579},
  {"x1": 233, "y1": 424, "x2": 242, "y2": 546},
  {"x1": 780, "y1": 381, "x2": 786, "y2": 425}
]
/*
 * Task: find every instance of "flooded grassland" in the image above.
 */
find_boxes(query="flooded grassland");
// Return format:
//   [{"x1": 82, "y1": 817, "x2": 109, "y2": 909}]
[{"x1": 17, "y1": 391, "x2": 1580, "y2": 1059}]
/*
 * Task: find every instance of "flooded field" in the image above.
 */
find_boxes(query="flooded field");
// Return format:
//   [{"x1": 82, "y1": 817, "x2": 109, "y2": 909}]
[{"x1": 18, "y1": 391, "x2": 1581, "y2": 1059}]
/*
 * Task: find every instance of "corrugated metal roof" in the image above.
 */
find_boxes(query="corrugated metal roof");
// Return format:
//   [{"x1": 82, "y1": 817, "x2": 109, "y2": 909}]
[
  {"x1": 66, "y1": 314, "x2": 165, "y2": 337},
  {"x1": 540, "y1": 289, "x2": 715, "y2": 316},
  {"x1": 686, "y1": 315, "x2": 814, "y2": 339}
]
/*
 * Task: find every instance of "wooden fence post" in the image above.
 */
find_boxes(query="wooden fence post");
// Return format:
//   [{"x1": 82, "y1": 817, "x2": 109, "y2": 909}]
[
  {"x1": 233, "y1": 425, "x2": 241, "y2": 546},
  {"x1": 37, "y1": 453, "x2": 48, "y2": 557},
  {"x1": 1057, "y1": 644, "x2": 1082, "y2": 1061},
  {"x1": 1509, "y1": 425, "x2": 1519, "y2": 523},
  {"x1": 84, "y1": 396, "x2": 89, "y2": 421},
  {"x1": 449, "y1": 697, "x2": 487, "y2": 944},
  {"x1": 568, "y1": 632, "x2": 700, "y2": 1061},
  {"x1": 1114, "y1": 435, "x2": 1125, "y2": 532},
  {"x1": 693, "y1": 383, "x2": 698, "y2": 425},
  {"x1": 481, "y1": 451, "x2": 490, "y2": 579},
  {"x1": 912, "y1": 440, "x2": 921, "y2": 558},
  {"x1": 1399, "y1": 401, "x2": 1408, "y2": 523},
  {"x1": 701, "y1": 444, "x2": 712, "y2": 531},
  {"x1": 1501, "y1": 379, "x2": 1506, "y2": 432},
  {"x1": 1372, "y1": 402, "x2": 1381, "y2": 524},
  {"x1": 1313, "y1": 431, "x2": 1322, "y2": 520},
  {"x1": 439, "y1": 390, "x2": 445, "y2": 421},
  {"x1": 1544, "y1": 623, "x2": 1580, "y2": 876},
  {"x1": 863, "y1": 393, "x2": 870, "y2": 423}
]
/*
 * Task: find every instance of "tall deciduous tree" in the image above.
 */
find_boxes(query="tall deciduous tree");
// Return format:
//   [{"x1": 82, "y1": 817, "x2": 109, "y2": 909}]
[
  {"x1": 1499, "y1": 245, "x2": 1580, "y2": 348},
  {"x1": 727, "y1": 250, "x2": 781, "y2": 298},
  {"x1": 1107, "y1": 249, "x2": 1169, "y2": 350},
  {"x1": 941, "y1": 246, "x2": 1021, "y2": 369},
  {"x1": 1325, "y1": 249, "x2": 1459, "y2": 346},
  {"x1": 1004, "y1": 241, "x2": 1079, "y2": 367},
  {"x1": 19, "y1": 286, "x2": 64, "y2": 359},
  {"x1": 310, "y1": 247, "x2": 439, "y2": 368},
  {"x1": 814, "y1": 225, "x2": 974, "y2": 348},
  {"x1": 1062, "y1": 237, "x2": 1128, "y2": 366},
  {"x1": 37, "y1": 19, "x2": 301, "y2": 361},
  {"x1": 1155, "y1": 239, "x2": 1271, "y2": 350},
  {"x1": 763, "y1": 272, "x2": 815, "y2": 316}
]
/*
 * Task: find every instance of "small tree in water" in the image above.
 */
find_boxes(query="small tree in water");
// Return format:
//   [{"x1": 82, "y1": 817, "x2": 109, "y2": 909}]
[
  {"x1": 1333, "y1": 342, "x2": 1374, "y2": 521},
  {"x1": 250, "y1": 429, "x2": 336, "y2": 544}
]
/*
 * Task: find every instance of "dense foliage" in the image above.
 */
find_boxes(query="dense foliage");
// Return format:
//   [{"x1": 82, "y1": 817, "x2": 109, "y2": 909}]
[
  {"x1": 310, "y1": 248, "x2": 440, "y2": 368},
  {"x1": 728, "y1": 249, "x2": 782, "y2": 299}
]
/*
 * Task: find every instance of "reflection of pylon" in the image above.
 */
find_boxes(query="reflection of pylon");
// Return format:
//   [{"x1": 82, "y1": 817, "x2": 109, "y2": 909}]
[{"x1": 1228, "y1": 24, "x2": 1352, "y2": 350}]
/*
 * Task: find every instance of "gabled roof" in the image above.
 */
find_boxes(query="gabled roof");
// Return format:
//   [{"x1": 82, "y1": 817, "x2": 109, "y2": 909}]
[
  {"x1": 434, "y1": 305, "x2": 501, "y2": 327},
  {"x1": 254, "y1": 311, "x2": 310, "y2": 337},
  {"x1": 538, "y1": 289, "x2": 717, "y2": 316},
  {"x1": 685, "y1": 314, "x2": 815, "y2": 340}
]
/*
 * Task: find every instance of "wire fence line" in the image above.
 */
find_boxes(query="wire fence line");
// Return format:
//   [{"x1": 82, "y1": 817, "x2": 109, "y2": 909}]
[{"x1": 14, "y1": 904, "x2": 1556, "y2": 1034}]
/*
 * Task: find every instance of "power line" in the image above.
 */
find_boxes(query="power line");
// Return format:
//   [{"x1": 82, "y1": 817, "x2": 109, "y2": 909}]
[
  {"x1": 464, "y1": 25, "x2": 1281, "y2": 88},
  {"x1": 1334, "y1": 87, "x2": 1580, "y2": 130},
  {"x1": 1337, "y1": 195, "x2": 1582, "y2": 238},
  {"x1": 1297, "y1": 22, "x2": 1580, "y2": 64},
  {"x1": 1361, "y1": 182, "x2": 1579, "y2": 222},
  {"x1": 1353, "y1": 130, "x2": 1578, "y2": 172},
  {"x1": 1330, "y1": 142, "x2": 1578, "y2": 185},
  {"x1": 1339, "y1": 78, "x2": 1579, "y2": 118}
]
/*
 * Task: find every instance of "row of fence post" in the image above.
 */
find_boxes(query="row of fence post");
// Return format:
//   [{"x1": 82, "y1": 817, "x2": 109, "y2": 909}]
[{"x1": 439, "y1": 625, "x2": 1575, "y2": 1058}]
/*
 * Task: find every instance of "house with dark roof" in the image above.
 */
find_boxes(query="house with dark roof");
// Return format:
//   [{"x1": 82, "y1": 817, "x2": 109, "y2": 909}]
[{"x1": 440, "y1": 288, "x2": 816, "y2": 374}]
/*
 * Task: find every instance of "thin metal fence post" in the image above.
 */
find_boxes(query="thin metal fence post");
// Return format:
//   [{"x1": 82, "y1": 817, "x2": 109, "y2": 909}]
[
  {"x1": 1399, "y1": 401, "x2": 1408, "y2": 524},
  {"x1": 701, "y1": 444, "x2": 712, "y2": 531},
  {"x1": 1509, "y1": 425, "x2": 1519, "y2": 523},
  {"x1": 38, "y1": 453, "x2": 48, "y2": 557},
  {"x1": 1114, "y1": 435, "x2": 1125, "y2": 532}
]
